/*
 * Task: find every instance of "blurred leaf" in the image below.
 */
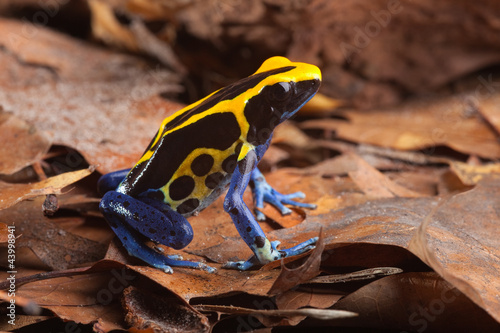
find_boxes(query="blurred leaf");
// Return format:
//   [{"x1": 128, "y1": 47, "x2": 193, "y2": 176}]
[
  {"x1": 268, "y1": 230, "x2": 324, "y2": 295},
  {"x1": 302, "y1": 94, "x2": 500, "y2": 159},
  {"x1": 0, "y1": 111, "x2": 51, "y2": 175},
  {"x1": 122, "y1": 286, "x2": 210, "y2": 333},
  {"x1": 0, "y1": 19, "x2": 182, "y2": 174},
  {"x1": 0, "y1": 167, "x2": 94, "y2": 210},
  {"x1": 332, "y1": 272, "x2": 498, "y2": 332}
]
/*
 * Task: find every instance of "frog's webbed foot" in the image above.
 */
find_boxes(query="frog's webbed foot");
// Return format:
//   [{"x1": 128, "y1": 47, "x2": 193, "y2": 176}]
[
  {"x1": 251, "y1": 169, "x2": 316, "y2": 221},
  {"x1": 223, "y1": 237, "x2": 318, "y2": 271}
]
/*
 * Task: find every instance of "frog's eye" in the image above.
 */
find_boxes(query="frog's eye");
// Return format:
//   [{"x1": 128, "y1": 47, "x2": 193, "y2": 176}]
[{"x1": 266, "y1": 82, "x2": 292, "y2": 103}]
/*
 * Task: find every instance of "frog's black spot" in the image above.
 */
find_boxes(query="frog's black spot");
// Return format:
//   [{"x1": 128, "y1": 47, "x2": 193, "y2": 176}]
[
  {"x1": 133, "y1": 212, "x2": 139, "y2": 221},
  {"x1": 123, "y1": 201, "x2": 130, "y2": 208},
  {"x1": 255, "y1": 236, "x2": 266, "y2": 248},
  {"x1": 161, "y1": 236, "x2": 166, "y2": 240},
  {"x1": 205, "y1": 172, "x2": 224, "y2": 189},
  {"x1": 123, "y1": 236, "x2": 127, "y2": 241},
  {"x1": 191, "y1": 154, "x2": 214, "y2": 177},
  {"x1": 222, "y1": 154, "x2": 238, "y2": 173},
  {"x1": 147, "y1": 190, "x2": 165, "y2": 201},
  {"x1": 170, "y1": 230, "x2": 176, "y2": 236},
  {"x1": 149, "y1": 228, "x2": 157, "y2": 234},
  {"x1": 274, "y1": 256, "x2": 279, "y2": 260},
  {"x1": 230, "y1": 207, "x2": 239, "y2": 215},
  {"x1": 117, "y1": 195, "x2": 122, "y2": 199},
  {"x1": 246, "y1": 226, "x2": 252, "y2": 232},
  {"x1": 169, "y1": 176, "x2": 195, "y2": 201},
  {"x1": 177, "y1": 198, "x2": 200, "y2": 214}
]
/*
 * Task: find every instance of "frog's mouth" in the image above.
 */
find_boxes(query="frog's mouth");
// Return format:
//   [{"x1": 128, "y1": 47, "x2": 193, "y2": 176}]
[{"x1": 281, "y1": 78, "x2": 321, "y2": 121}]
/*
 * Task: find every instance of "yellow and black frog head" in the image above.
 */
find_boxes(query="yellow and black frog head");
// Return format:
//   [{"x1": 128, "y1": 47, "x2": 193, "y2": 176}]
[{"x1": 241, "y1": 56, "x2": 321, "y2": 146}]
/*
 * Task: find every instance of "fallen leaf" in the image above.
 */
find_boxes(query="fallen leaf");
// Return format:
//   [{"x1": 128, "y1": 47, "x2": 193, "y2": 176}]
[
  {"x1": 408, "y1": 180, "x2": 500, "y2": 322},
  {"x1": 268, "y1": 229, "x2": 325, "y2": 295},
  {"x1": 0, "y1": 222, "x2": 9, "y2": 243},
  {"x1": 0, "y1": 111, "x2": 51, "y2": 175},
  {"x1": 347, "y1": 153, "x2": 425, "y2": 198},
  {"x1": 299, "y1": 92, "x2": 345, "y2": 115},
  {"x1": 123, "y1": 286, "x2": 210, "y2": 333},
  {"x1": 195, "y1": 304, "x2": 357, "y2": 326},
  {"x1": 332, "y1": 272, "x2": 498, "y2": 332},
  {"x1": 0, "y1": 18, "x2": 182, "y2": 174},
  {"x1": 302, "y1": 93, "x2": 500, "y2": 159},
  {"x1": 449, "y1": 161, "x2": 500, "y2": 185},
  {"x1": 0, "y1": 166, "x2": 94, "y2": 210}
]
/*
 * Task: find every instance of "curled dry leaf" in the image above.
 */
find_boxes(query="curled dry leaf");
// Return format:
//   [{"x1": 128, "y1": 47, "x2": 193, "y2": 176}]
[
  {"x1": 0, "y1": 166, "x2": 94, "y2": 210},
  {"x1": 449, "y1": 161, "x2": 500, "y2": 185},
  {"x1": 408, "y1": 180, "x2": 500, "y2": 323},
  {"x1": 268, "y1": 229, "x2": 325, "y2": 295},
  {"x1": 0, "y1": 111, "x2": 51, "y2": 175},
  {"x1": 0, "y1": 197, "x2": 107, "y2": 270},
  {"x1": 332, "y1": 272, "x2": 498, "y2": 332},
  {"x1": 0, "y1": 18, "x2": 182, "y2": 174},
  {"x1": 347, "y1": 153, "x2": 425, "y2": 198},
  {"x1": 269, "y1": 180, "x2": 500, "y2": 322},
  {"x1": 301, "y1": 93, "x2": 500, "y2": 159},
  {"x1": 195, "y1": 304, "x2": 357, "y2": 325},
  {"x1": 9, "y1": 266, "x2": 128, "y2": 331},
  {"x1": 123, "y1": 286, "x2": 210, "y2": 333},
  {"x1": 0, "y1": 222, "x2": 9, "y2": 243}
]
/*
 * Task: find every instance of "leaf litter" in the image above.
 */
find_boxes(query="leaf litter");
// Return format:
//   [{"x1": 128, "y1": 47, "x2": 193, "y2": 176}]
[{"x1": 0, "y1": 1, "x2": 500, "y2": 332}]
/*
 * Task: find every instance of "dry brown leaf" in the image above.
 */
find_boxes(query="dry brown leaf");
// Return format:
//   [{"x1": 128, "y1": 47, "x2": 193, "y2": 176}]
[
  {"x1": 123, "y1": 286, "x2": 210, "y2": 333},
  {"x1": 302, "y1": 93, "x2": 500, "y2": 159},
  {"x1": 408, "y1": 180, "x2": 500, "y2": 323},
  {"x1": 89, "y1": 0, "x2": 138, "y2": 51},
  {"x1": 265, "y1": 182, "x2": 500, "y2": 322},
  {"x1": 477, "y1": 93, "x2": 500, "y2": 135},
  {"x1": 0, "y1": 167, "x2": 94, "y2": 210},
  {"x1": 195, "y1": 304, "x2": 356, "y2": 326},
  {"x1": 0, "y1": 222, "x2": 9, "y2": 243},
  {"x1": 299, "y1": 92, "x2": 345, "y2": 115},
  {"x1": 0, "y1": 111, "x2": 51, "y2": 175},
  {"x1": 332, "y1": 272, "x2": 498, "y2": 332},
  {"x1": 8, "y1": 266, "x2": 127, "y2": 331},
  {"x1": 0, "y1": 197, "x2": 107, "y2": 270},
  {"x1": 268, "y1": 230, "x2": 324, "y2": 295},
  {"x1": 347, "y1": 153, "x2": 425, "y2": 198},
  {"x1": 0, "y1": 18, "x2": 182, "y2": 174},
  {"x1": 449, "y1": 161, "x2": 500, "y2": 185}
]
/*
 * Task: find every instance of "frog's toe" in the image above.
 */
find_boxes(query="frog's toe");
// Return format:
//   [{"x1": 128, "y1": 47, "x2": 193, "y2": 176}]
[
  {"x1": 166, "y1": 254, "x2": 184, "y2": 260},
  {"x1": 199, "y1": 263, "x2": 217, "y2": 273},
  {"x1": 283, "y1": 191, "x2": 306, "y2": 200},
  {"x1": 155, "y1": 264, "x2": 174, "y2": 274},
  {"x1": 279, "y1": 237, "x2": 318, "y2": 257},
  {"x1": 223, "y1": 256, "x2": 259, "y2": 271},
  {"x1": 255, "y1": 208, "x2": 267, "y2": 221}
]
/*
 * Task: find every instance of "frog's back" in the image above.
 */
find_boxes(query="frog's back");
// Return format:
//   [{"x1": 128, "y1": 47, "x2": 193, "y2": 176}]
[{"x1": 117, "y1": 57, "x2": 319, "y2": 216}]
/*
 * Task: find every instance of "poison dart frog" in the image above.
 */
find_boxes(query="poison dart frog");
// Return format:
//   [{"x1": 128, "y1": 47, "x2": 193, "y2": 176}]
[{"x1": 98, "y1": 56, "x2": 321, "y2": 273}]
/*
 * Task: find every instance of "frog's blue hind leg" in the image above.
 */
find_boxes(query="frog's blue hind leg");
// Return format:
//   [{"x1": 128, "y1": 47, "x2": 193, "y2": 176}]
[
  {"x1": 97, "y1": 168, "x2": 130, "y2": 194},
  {"x1": 100, "y1": 191, "x2": 216, "y2": 273},
  {"x1": 251, "y1": 168, "x2": 317, "y2": 221},
  {"x1": 223, "y1": 149, "x2": 317, "y2": 271}
]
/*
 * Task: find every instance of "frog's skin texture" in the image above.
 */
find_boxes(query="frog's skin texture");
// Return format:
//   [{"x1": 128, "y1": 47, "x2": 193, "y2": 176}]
[{"x1": 99, "y1": 56, "x2": 321, "y2": 273}]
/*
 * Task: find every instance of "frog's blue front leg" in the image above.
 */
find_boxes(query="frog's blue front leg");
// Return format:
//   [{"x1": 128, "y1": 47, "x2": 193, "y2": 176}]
[
  {"x1": 100, "y1": 191, "x2": 216, "y2": 273},
  {"x1": 223, "y1": 149, "x2": 317, "y2": 270}
]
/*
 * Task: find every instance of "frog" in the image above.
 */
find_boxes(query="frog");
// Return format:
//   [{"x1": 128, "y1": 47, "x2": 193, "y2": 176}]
[{"x1": 98, "y1": 56, "x2": 321, "y2": 273}]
